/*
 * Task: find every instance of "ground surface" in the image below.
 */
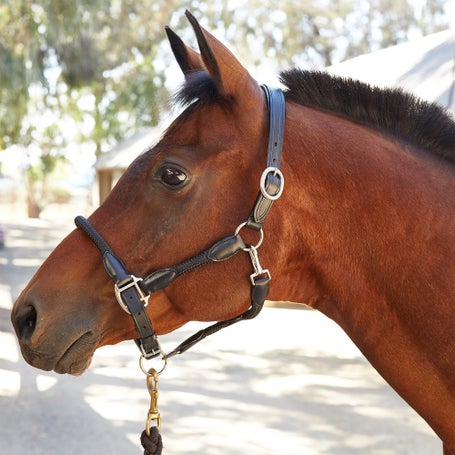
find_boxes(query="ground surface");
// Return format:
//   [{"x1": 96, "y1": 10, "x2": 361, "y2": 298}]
[{"x1": 0, "y1": 208, "x2": 440, "y2": 454}]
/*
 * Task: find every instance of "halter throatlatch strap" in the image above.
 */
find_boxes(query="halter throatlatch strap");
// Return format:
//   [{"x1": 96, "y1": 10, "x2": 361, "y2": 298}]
[
  {"x1": 74, "y1": 84, "x2": 285, "y2": 361},
  {"x1": 162, "y1": 275, "x2": 270, "y2": 359}
]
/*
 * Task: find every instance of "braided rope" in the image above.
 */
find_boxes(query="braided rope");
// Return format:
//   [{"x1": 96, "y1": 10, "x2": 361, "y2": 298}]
[{"x1": 140, "y1": 428, "x2": 163, "y2": 455}]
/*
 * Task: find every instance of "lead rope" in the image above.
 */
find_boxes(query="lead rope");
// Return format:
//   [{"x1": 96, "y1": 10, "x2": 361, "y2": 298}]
[{"x1": 141, "y1": 427, "x2": 163, "y2": 455}]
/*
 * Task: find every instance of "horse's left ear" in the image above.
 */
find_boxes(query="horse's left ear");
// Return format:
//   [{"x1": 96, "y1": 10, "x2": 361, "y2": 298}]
[
  {"x1": 185, "y1": 10, "x2": 261, "y2": 103},
  {"x1": 165, "y1": 25, "x2": 204, "y2": 74}
]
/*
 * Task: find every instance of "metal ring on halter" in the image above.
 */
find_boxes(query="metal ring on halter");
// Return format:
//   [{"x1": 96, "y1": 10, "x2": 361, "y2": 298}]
[
  {"x1": 235, "y1": 222, "x2": 264, "y2": 251},
  {"x1": 140, "y1": 354, "x2": 168, "y2": 376},
  {"x1": 260, "y1": 167, "x2": 284, "y2": 201}
]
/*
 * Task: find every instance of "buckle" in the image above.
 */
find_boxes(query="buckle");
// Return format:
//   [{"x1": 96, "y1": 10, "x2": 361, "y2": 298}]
[
  {"x1": 260, "y1": 167, "x2": 284, "y2": 201},
  {"x1": 114, "y1": 275, "x2": 150, "y2": 314},
  {"x1": 137, "y1": 339, "x2": 162, "y2": 360}
]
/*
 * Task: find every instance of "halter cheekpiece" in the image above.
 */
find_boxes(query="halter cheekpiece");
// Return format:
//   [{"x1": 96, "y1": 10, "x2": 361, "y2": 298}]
[{"x1": 74, "y1": 84, "x2": 285, "y2": 362}]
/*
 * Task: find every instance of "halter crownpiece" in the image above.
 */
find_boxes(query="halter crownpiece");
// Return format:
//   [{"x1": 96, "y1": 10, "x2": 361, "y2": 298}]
[{"x1": 74, "y1": 84, "x2": 285, "y2": 361}]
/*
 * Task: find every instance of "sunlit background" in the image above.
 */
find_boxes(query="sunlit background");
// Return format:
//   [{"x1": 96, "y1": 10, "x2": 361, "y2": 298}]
[{"x1": 0, "y1": 0, "x2": 454, "y2": 218}]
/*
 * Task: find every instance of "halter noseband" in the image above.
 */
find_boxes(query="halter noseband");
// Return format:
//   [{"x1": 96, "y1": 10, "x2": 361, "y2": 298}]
[{"x1": 74, "y1": 84, "x2": 285, "y2": 362}]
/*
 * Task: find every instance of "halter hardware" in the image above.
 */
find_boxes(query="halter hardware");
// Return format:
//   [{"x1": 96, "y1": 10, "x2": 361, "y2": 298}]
[
  {"x1": 74, "y1": 84, "x2": 285, "y2": 362},
  {"x1": 145, "y1": 368, "x2": 161, "y2": 434},
  {"x1": 260, "y1": 167, "x2": 284, "y2": 200},
  {"x1": 115, "y1": 275, "x2": 150, "y2": 314},
  {"x1": 248, "y1": 245, "x2": 271, "y2": 285}
]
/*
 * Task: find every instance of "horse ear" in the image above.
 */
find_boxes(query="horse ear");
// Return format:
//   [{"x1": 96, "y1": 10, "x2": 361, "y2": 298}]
[
  {"x1": 165, "y1": 26, "x2": 204, "y2": 74},
  {"x1": 185, "y1": 10, "x2": 260, "y2": 100}
]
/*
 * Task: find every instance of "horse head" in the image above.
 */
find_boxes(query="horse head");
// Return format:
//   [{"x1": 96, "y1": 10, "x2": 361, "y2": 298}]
[{"x1": 11, "y1": 12, "x2": 288, "y2": 375}]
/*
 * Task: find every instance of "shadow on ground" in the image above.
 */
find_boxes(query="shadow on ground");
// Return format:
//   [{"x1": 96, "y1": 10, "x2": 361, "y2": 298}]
[{"x1": 0, "y1": 216, "x2": 440, "y2": 454}]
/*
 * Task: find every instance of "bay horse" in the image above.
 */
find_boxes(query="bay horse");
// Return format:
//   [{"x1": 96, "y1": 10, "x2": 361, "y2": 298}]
[{"x1": 11, "y1": 11, "x2": 455, "y2": 453}]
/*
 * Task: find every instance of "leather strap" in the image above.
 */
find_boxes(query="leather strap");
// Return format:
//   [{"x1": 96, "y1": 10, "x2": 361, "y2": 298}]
[
  {"x1": 162, "y1": 275, "x2": 270, "y2": 359},
  {"x1": 246, "y1": 85, "x2": 285, "y2": 231},
  {"x1": 263, "y1": 85, "x2": 285, "y2": 169},
  {"x1": 75, "y1": 216, "x2": 161, "y2": 358},
  {"x1": 141, "y1": 234, "x2": 246, "y2": 293}
]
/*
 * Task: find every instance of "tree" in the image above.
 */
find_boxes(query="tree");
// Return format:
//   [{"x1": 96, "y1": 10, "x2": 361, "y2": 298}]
[
  {"x1": 0, "y1": 0, "x2": 178, "y2": 217},
  {"x1": 183, "y1": 0, "x2": 449, "y2": 69},
  {"x1": 0, "y1": 1, "x2": 44, "y2": 149},
  {"x1": 34, "y1": 0, "x2": 178, "y2": 154},
  {"x1": 0, "y1": 0, "x2": 451, "y2": 217}
]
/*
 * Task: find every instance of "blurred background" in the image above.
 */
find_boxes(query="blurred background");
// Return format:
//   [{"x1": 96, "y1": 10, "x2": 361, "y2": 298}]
[
  {"x1": 0, "y1": 1, "x2": 454, "y2": 453},
  {"x1": 0, "y1": 0, "x2": 454, "y2": 220}
]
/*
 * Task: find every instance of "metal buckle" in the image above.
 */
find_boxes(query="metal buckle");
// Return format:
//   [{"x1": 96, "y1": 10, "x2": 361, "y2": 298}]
[
  {"x1": 114, "y1": 275, "x2": 150, "y2": 314},
  {"x1": 137, "y1": 340, "x2": 162, "y2": 360},
  {"x1": 260, "y1": 167, "x2": 284, "y2": 201}
]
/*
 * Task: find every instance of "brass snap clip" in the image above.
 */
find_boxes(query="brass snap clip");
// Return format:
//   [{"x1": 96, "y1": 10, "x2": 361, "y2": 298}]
[{"x1": 145, "y1": 368, "x2": 161, "y2": 435}]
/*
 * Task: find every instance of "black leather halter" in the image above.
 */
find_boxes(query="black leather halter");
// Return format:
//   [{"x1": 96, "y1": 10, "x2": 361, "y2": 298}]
[{"x1": 75, "y1": 85, "x2": 285, "y2": 361}]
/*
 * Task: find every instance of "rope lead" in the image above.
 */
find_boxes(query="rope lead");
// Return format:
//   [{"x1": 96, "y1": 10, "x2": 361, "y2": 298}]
[{"x1": 140, "y1": 427, "x2": 163, "y2": 455}]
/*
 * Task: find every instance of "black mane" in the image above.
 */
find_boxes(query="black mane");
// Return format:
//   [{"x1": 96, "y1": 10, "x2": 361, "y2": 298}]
[
  {"x1": 174, "y1": 68, "x2": 455, "y2": 165},
  {"x1": 280, "y1": 69, "x2": 455, "y2": 165}
]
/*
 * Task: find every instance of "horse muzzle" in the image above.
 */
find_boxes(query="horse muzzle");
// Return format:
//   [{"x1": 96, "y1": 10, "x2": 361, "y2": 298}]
[{"x1": 11, "y1": 291, "x2": 100, "y2": 375}]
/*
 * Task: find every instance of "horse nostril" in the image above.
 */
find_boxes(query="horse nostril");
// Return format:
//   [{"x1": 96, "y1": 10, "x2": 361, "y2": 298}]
[{"x1": 17, "y1": 305, "x2": 38, "y2": 341}]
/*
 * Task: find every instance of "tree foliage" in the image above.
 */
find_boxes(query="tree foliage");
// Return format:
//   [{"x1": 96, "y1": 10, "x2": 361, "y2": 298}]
[
  {"x1": 0, "y1": 0, "x2": 451, "y2": 216},
  {"x1": 1, "y1": 0, "x2": 450, "y2": 149}
]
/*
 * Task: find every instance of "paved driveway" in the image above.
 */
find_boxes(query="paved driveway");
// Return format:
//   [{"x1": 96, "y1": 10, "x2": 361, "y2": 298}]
[{"x1": 0, "y1": 212, "x2": 440, "y2": 454}]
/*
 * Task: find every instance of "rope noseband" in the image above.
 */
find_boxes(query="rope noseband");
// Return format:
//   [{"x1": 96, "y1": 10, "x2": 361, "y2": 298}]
[{"x1": 74, "y1": 84, "x2": 285, "y2": 361}]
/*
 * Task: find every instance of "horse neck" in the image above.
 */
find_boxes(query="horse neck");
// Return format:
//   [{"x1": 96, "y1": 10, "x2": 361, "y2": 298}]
[{"x1": 271, "y1": 102, "x2": 455, "y2": 447}]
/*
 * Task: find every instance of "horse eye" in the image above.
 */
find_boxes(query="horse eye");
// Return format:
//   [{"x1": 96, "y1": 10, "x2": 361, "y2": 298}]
[{"x1": 160, "y1": 167, "x2": 188, "y2": 188}]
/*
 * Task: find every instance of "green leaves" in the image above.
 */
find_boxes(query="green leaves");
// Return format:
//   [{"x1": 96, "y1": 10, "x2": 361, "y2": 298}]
[{"x1": 0, "y1": 0, "x2": 450, "y2": 216}]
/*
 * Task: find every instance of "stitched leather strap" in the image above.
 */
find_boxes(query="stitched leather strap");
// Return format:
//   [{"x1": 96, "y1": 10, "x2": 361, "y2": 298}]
[
  {"x1": 246, "y1": 86, "x2": 285, "y2": 231},
  {"x1": 263, "y1": 85, "x2": 285, "y2": 169},
  {"x1": 75, "y1": 216, "x2": 161, "y2": 359},
  {"x1": 141, "y1": 234, "x2": 245, "y2": 293}
]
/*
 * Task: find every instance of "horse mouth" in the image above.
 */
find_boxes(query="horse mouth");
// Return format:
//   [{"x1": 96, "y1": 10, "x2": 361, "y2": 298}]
[
  {"x1": 53, "y1": 332, "x2": 99, "y2": 375},
  {"x1": 20, "y1": 331, "x2": 99, "y2": 376}
]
